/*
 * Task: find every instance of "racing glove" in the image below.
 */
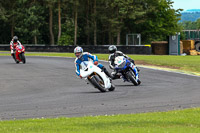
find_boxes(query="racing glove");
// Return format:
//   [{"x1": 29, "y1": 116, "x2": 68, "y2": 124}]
[{"x1": 94, "y1": 61, "x2": 98, "y2": 65}]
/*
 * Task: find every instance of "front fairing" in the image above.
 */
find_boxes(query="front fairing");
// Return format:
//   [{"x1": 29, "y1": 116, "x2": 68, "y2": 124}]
[
  {"x1": 15, "y1": 45, "x2": 25, "y2": 61},
  {"x1": 80, "y1": 61, "x2": 89, "y2": 70},
  {"x1": 115, "y1": 58, "x2": 130, "y2": 71},
  {"x1": 16, "y1": 45, "x2": 25, "y2": 54}
]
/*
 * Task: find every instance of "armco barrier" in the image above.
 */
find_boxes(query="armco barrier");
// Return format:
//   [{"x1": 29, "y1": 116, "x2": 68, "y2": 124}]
[{"x1": 0, "y1": 45, "x2": 151, "y2": 55}]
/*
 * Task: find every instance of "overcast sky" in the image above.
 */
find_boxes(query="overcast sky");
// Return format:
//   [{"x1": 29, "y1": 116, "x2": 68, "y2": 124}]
[{"x1": 172, "y1": 0, "x2": 200, "y2": 11}]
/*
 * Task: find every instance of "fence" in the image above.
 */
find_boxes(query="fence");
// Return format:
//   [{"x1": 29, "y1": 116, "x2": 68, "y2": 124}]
[{"x1": 0, "y1": 45, "x2": 151, "y2": 55}]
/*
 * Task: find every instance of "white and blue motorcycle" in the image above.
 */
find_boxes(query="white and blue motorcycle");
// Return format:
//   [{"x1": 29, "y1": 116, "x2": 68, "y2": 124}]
[{"x1": 113, "y1": 56, "x2": 141, "y2": 85}]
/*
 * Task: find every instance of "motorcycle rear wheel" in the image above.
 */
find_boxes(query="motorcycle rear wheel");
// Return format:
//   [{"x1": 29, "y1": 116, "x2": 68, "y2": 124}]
[
  {"x1": 90, "y1": 75, "x2": 107, "y2": 92},
  {"x1": 108, "y1": 84, "x2": 115, "y2": 91}
]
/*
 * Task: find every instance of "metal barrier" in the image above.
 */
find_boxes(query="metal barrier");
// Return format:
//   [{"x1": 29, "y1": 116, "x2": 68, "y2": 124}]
[{"x1": 0, "y1": 45, "x2": 151, "y2": 55}]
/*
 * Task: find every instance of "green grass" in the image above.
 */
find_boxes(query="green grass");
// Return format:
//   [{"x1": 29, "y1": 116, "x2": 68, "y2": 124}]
[
  {"x1": 0, "y1": 108, "x2": 200, "y2": 133},
  {"x1": 1, "y1": 52, "x2": 200, "y2": 73},
  {"x1": 129, "y1": 55, "x2": 200, "y2": 72},
  {"x1": 96, "y1": 54, "x2": 200, "y2": 72}
]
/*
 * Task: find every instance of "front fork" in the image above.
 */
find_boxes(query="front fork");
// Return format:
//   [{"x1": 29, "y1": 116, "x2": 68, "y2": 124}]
[
  {"x1": 19, "y1": 53, "x2": 23, "y2": 60},
  {"x1": 130, "y1": 63, "x2": 139, "y2": 81}
]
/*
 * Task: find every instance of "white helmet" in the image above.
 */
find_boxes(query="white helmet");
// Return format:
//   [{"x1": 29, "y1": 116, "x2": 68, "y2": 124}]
[{"x1": 74, "y1": 46, "x2": 83, "y2": 58}]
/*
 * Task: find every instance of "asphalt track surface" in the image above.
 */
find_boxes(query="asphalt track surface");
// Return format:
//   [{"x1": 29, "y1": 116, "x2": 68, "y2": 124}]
[{"x1": 0, "y1": 56, "x2": 200, "y2": 120}]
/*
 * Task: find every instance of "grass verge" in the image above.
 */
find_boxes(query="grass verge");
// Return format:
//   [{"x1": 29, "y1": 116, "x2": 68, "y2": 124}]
[
  {"x1": 0, "y1": 108, "x2": 200, "y2": 133},
  {"x1": 1, "y1": 52, "x2": 200, "y2": 73}
]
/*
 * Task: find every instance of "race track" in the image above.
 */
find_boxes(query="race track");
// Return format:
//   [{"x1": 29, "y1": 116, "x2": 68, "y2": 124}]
[{"x1": 0, "y1": 56, "x2": 200, "y2": 120}]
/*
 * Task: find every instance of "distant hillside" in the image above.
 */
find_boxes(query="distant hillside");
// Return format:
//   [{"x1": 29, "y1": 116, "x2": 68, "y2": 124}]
[
  {"x1": 185, "y1": 9, "x2": 200, "y2": 12},
  {"x1": 180, "y1": 9, "x2": 200, "y2": 22}
]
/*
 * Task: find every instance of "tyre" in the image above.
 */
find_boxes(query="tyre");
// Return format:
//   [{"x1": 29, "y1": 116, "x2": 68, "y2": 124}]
[
  {"x1": 137, "y1": 79, "x2": 141, "y2": 85},
  {"x1": 21, "y1": 53, "x2": 26, "y2": 64},
  {"x1": 126, "y1": 71, "x2": 138, "y2": 86},
  {"x1": 108, "y1": 84, "x2": 115, "y2": 91},
  {"x1": 90, "y1": 75, "x2": 107, "y2": 92},
  {"x1": 196, "y1": 43, "x2": 200, "y2": 52}
]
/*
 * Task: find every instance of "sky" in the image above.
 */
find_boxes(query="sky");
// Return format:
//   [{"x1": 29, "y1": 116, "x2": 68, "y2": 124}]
[{"x1": 172, "y1": 0, "x2": 200, "y2": 11}]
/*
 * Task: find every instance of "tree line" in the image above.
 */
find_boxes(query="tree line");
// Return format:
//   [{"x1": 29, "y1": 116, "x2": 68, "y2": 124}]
[
  {"x1": 179, "y1": 19, "x2": 200, "y2": 30},
  {"x1": 0, "y1": 0, "x2": 182, "y2": 45},
  {"x1": 180, "y1": 12, "x2": 200, "y2": 22},
  {"x1": 178, "y1": 19, "x2": 200, "y2": 40}
]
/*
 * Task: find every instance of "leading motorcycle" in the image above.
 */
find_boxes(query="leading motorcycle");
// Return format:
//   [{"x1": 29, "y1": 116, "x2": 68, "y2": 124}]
[{"x1": 80, "y1": 61, "x2": 115, "y2": 92}]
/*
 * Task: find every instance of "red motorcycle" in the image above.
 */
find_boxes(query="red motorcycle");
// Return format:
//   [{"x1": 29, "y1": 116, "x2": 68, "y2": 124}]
[{"x1": 14, "y1": 45, "x2": 26, "y2": 64}]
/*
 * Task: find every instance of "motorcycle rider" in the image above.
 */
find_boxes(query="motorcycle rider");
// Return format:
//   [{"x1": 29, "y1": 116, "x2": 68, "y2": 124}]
[
  {"x1": 108, "y1": 45, "x2": 140, "y2": 80},
  {"x1": 74, "y1": 46, "x2": 112, "y2": 78},
  {"x1": 10, "y1": 36, "x2": 22, "y2": 60}
]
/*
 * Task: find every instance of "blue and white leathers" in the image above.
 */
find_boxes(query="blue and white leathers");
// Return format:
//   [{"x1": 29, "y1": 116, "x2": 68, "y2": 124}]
[{"x1": 74, "y1": 52, "x2": 103, "y2": 76}]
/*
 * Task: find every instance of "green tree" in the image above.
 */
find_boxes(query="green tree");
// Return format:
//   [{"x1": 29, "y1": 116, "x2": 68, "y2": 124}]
[
  {"x1": 14, "y1": 0, "x2": 45, "y2": 44},
  {"x1": 137, "y1": 0, "x2": 182, "y2": 43},
  {"x1": 0, "y1": 0, "x2": 184, "y2": 45},
  {"x1": 110, "y1": 0, "x2": 146, "y2": 45},
  {"x1": 196, "y1": 18, "x2": 200, "y2": 30}
]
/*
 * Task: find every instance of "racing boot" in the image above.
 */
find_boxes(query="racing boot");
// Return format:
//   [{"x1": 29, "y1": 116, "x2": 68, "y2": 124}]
[
  {"x1": 111, "y1": 72, "x2": 121, "y2": 80},
  {"x1": 102, "y1": 67, "x2": 113, "y2": 78},
  {"x1": 136, "y1": 66, "x2": 140, "y2": 72},
  {"x1": 11, "y1": 53, "x2": 16, "y2": 61}
]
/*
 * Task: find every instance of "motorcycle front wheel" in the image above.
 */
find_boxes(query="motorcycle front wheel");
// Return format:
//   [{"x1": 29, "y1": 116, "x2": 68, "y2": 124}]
[
  {"x1": 20, "y1": 53, "x2": 26, "y2": 64},
  {"x1": 126, "y1": 71, "x2": 138, "y2": 86}
]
